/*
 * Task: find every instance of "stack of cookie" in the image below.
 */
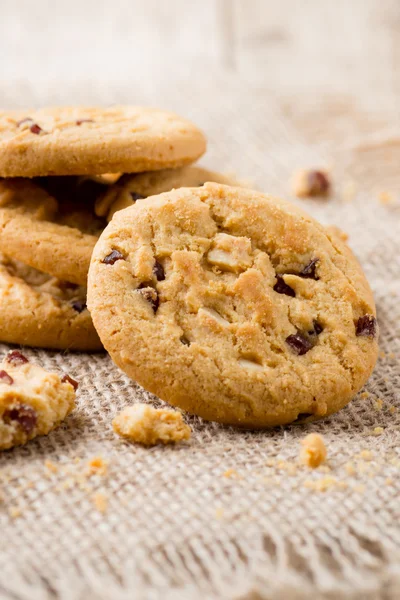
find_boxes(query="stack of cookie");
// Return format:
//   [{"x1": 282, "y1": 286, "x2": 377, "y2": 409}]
[{"x1": 0, "y1": 106, "x2": 233, "y2": 351}]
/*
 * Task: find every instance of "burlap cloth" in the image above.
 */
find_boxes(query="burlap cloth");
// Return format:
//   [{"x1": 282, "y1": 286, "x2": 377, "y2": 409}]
[{"x1": 0, "y1": 75, "x2": 399, "y2": 600}]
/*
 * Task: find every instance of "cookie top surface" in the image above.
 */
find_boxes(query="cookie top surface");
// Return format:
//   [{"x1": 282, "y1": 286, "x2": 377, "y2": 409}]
[
  {"x1": 0, "y1": 253, "x2": 102, "y2": 351},
  {"x1": 0, "y1": 106, "x2": 206, "y2": 177},
  {"x1": 95, "y1": 166, "x2": 239, "y2": 221},
  {"x1": 0, "y1": 177, "x2": 107, "y2": 285},
  {"x1": 0, "y1": 350, "x2": 76, "y2": 450},
  {"x1": 87, "y1": 183, "x2": 378, "y2": 428}
]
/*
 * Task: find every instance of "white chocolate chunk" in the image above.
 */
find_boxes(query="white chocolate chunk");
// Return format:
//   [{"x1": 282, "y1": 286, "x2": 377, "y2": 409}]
[
  {"x1": 207, "y1": 233, "x2": 252, "y2": 272},
  {"x1": 199, "y1": 307, "x2": 230, "y2": 327}
]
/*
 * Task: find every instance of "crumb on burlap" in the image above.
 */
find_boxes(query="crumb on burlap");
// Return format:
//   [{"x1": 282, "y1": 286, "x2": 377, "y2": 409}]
[
  {"x1": 86, "y1": 456, "x2": 108, "y2": 477},
  {"x1": 371, "y1": 427, "x2": 384, "y2": 436},
  {"x1": 378, "y1": 191, "x2": 395, "y2": 205},
  {"x1": 92, "y1": 492, "x2": 107, "y2": 514},
  {"x1": 304, "y1": 477, "x2": 346, "y2": 492},
  {"x1": 360, "y1": 391, "x2": 370, "y2": 399},
  {"x1": 112, "y1": 404, "x2": 191, "y2": 446},
  {"x1": 341, "y1": 180, "x2": 357, "y2": 202},
  {"x1": 222, "y1": 468, "x2": 241, "y2": 479},
  {"x1": 389, "y1": 406, "x2": 396, "y2": 414},
  {"x1": 292, "y1": 169, "x2": 331, "y2": 198},
  {"x1": 374, "y1": 399, "x2": 383, "y2": 411},
  {"x1": 300, "y1": 433, "x2": 327, "y2": 468},
  {"x1": 44, "y1": 460, "x2": 59, "y2": 474},
  {"x1": 9, "y1": 506, "x2": 22, "y2": 518}
]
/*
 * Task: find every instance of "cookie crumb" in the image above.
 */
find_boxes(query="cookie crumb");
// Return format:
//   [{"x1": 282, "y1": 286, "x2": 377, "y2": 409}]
[
  {"x1": 112, "y1": 404, "x2": 191, "y2": 446},
  {"x1": 44, "y1": 460, "x2": 58, "y2": 474},
  {"x1": 223, "y1": 468, "x2": 240, "y2": 479},
  {"x1": 304, "y1": 476, "x2": 340, "y2": 492},
  {"x1": 345, "y1": 462, "x2": 356, "y2": 476},
  {"x1": 300, "y1": 433, "x2": 327, "y2": 468},
  {"x1": 93, "y1": 492, "x2": 107, "y2": 514},
  {"x1": 378, "y1": 191, "x2": 395, "y2": 205},
  {"x1": 374, "y1": 399, "x2": 383, "y2": 411},
  {"x1": 86, "y1": 456, "x2": 108, "y2": 477},
  {"x1": 9, "y1": 506, "x2": 22, "y2": 518},
  {"x1": 360, "y1": 391, "x2": 370, "y2": 399},
  {"x1": 341, "y1": 180, "x2": 357, "y2": 203},
  {"x1": 292, "y1": 169, "x2": 330, "y2": 198},
  {"x1": 371, "y1": 427, "x2": 384, "y2": 436},
  {"x1": 389, "y1": 406, "x2": 396, "y2": 414},
  {"x1": 357, "y1": 450, "x2": 373, "y2": 461}
]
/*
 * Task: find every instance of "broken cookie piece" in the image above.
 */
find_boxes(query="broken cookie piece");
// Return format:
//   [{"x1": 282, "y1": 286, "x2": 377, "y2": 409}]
[
  {"x1": 292, "y1": 169, "x2": 331, "y2": 198},
  {"x1": 300, "y1": 433, "x2": 327, "y2": 468},
  {"x1": 0, "y1": 351, "x2": 76, "y2": 450},
  {"x1": 112, "y1": 404, "x2": 191, "y2": 446}
]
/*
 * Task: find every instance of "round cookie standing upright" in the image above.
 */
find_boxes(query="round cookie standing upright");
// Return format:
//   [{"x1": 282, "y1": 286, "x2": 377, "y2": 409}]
[
  {"x1": 0, "y1": 106, "x2": 206, "y2": 177},
  {"x1": 87, "y1": 183, "x2": 379, "y2": 428}
]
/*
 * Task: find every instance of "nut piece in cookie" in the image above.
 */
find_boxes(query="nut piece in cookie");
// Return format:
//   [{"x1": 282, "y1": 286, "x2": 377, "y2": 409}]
[
  {"x1": 0, "y1": 351, "x2": 77, "y2": 450},
  {"x1": 112, "y1": 404, "x2": 191, "y2": 446},
  {"x1": 292, "y1": 169, "x2": 331, "y2": 198},
  {"x1": 300, "y1": 433, "x2": 327, "y2": 468}
]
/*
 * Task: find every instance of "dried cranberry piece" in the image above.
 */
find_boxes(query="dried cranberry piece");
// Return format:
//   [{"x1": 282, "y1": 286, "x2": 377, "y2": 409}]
[
  {"x1": 130, "y1": 191, "x2": 145, "y2": 201},
  {"x1": 30, "y1": 123, "x2": 43, "y2": 135},
  {"x1": 4, "y1": 405, "x2": 37, "y2": 434},
  {"x1": 102, "y1": 250, "x2": 125, "y2": 265},
  {"x1": 16, "y1": 117, "x2": 33, "y2": 126},
  {"x1": 61, "y1": 374, "x2": 79, "y2": 391},
  {"x1": 0, "y1": 370, "x2": 13, "y2": 385},
  {"x1": 153, "y1": 260, "x2": 165, "y2": 281},
  {"x1": 6, "y1": 350, "x2": 29, "y2": 365},
  {"x1": 71, "y1": 301, "x2": 86, "y2": 313},
  {"x1": 138, "y1": 284, "x2": 159, "y2": 313},
  {"x1": 356, "y1": 315, "x2": 377, "y2": 338},
  {"x1": 286, "y1": 333, "x2": 313, "y2": 355},
  {"x1": 76, "y1": 119, "x2": 94, "y2": 126},
  {"x1": 300, "y1": 258, "x2": 319, "y2": 280},
  {"x1": 307, "y1": 171, "x2": 330, "y2": 196},
  {"x1": 273, "y1": 274, "x2": 295, "y2": 297}
]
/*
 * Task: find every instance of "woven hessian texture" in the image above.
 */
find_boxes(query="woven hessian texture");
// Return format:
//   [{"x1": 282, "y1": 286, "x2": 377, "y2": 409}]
[{"x1": 0, "y1": 76, "x2": 399, "y2": 600}]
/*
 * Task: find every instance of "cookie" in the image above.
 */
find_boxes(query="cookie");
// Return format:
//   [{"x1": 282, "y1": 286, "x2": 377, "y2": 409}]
[
  {"x1": 0, "y1": 106, "x2": 206, "y2": 177},
  {"x1": 0, "y1": 178, "x2": 107, "y2": 286},
  {"x1": 95, "y1": 166, "x2": 239, "y2": 222},
  {"x1": 0, "y1": 350, "x2": 77, "y2": 451},
  {"x1": 87, "y1": 183, "x2": 379, "y2": 428},
  {"x1": 113, "y1": 404, "x2": 191, "y2": 446},
  {"x1": 0, "y1": 252, "x2": 101, "y2": 350}
]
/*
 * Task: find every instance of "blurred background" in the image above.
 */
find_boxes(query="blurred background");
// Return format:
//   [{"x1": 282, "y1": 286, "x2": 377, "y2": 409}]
[{"x1": 1, "y1": 0, "x2": 399, "y2": 102}]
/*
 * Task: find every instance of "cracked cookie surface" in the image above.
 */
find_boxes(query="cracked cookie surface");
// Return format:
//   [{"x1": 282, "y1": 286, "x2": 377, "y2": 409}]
[
  {"x1": 88, "y1": 183, "x2": 378, "y2": 428},
  {"x1": 0, "y1": 350, "x2": 77, "y2": 450},
  {"x1": 0, "y1": 252, "x2": 101, "y2": 350},
  {"x1": 0, "y1": 106, "x2": 206, "y2": 177}
]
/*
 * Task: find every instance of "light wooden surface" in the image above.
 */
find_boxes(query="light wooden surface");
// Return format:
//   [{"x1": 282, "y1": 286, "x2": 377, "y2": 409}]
[{"x1": 2, "y1": 0, "x2": 399, "y2": 102}]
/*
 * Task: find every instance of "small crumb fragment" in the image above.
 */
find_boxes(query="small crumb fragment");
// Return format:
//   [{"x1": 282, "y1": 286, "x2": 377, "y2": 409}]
[
  {"x1": 93, "y1": 492, "x2": 107, "y2": 514},
  {"x1": 361, "y1": 391, "x2": 370, "y2": 399},
  {"x1": 374, "y1": 399, "x2": 383, "y2": 411},
  {"x1": 345, "y1": 462, "x2": 356, "y2": 476},
  {"x1": 44, "y1": 460, "x2": 58, "y2": 474},
  {"x1": 304, "y1": 476, "x2": 340, "y2": 492},
  {"x1": 292, "y1": 169, "x2": 330, "y2": 198},
  {"x1": 378, "y1": 191, "x2": 395, "y2": 205},
  {"x1": 215, "y1": 507, "x2": 224, "y2": 519},
  {"x1": 223, "y1": 468, "x2": 240, "y2": 479},
  {"x1": 358, "y1": 450, "x2": 373, "y2": 461},
  {"x1": 371, "y1": 427, "x2": 384, "y2": 436},
  {"x1": 389, "y1": 406, "x2": 396, "y2": 414},
  {"x1": 112, "y1": 404, "x2": 191, "y2": 446},
  {"x1": 385, "y1": 478, "x2": 394, "y2": 486},
  {"x1": 86, "y1": 456, "x2": 108, "y2": 477},
  {"x1": 341, "y1": 180, "x2": 357, "y2": 203},
  {"x1": 9, "y1": 506, "x2": 22, "y2": 518},
  {"x1": 300, "y1": 433, "x2": 327, "y2": 468}
]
